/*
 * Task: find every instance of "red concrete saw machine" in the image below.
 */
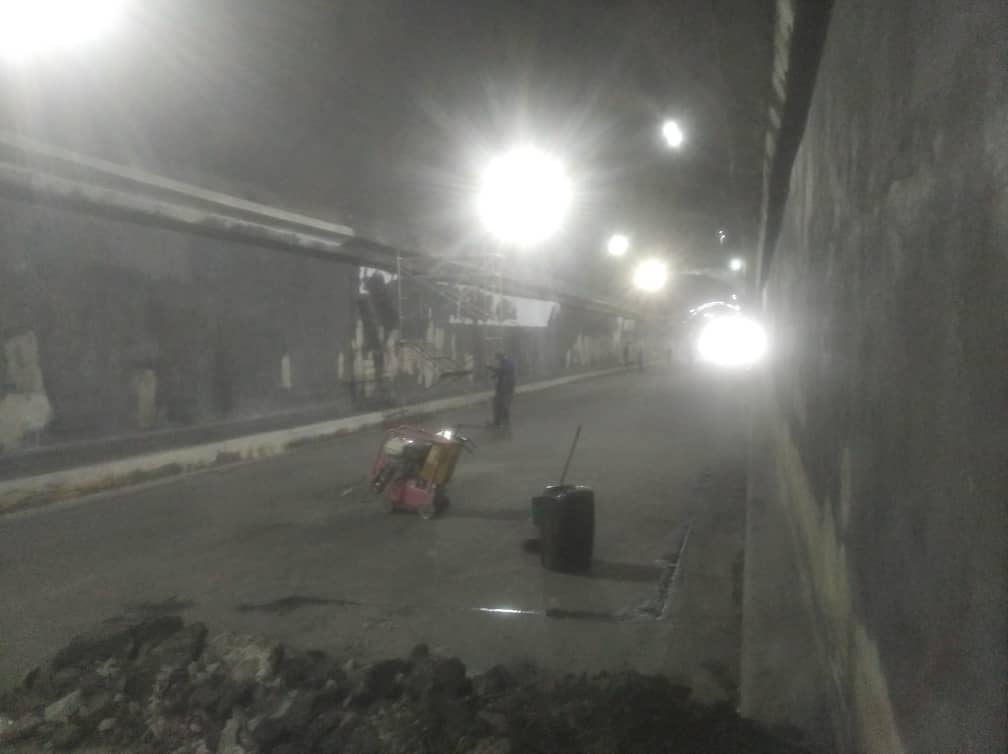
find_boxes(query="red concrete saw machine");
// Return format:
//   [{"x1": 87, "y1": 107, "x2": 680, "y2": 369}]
[{"x1": 368, "y1": 425, "x2": 475, "y2": 519}]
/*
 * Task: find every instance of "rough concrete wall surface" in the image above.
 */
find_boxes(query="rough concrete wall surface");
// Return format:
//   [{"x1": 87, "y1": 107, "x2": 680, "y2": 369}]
[
  {"x1": 0, "y1": 197, "x2": 635, "y2": 457},
  {"x1": 760, "y1": 1, "x2": 1008, "y2": 751},
  {"x1": 0, "y1": 196, "x2": 359, "y2": 447}
]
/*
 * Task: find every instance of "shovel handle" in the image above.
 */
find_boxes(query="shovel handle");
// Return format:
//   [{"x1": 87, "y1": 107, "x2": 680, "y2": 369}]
[{"x1": 558, "y1": 425, "x2": 582, "y2": 485}]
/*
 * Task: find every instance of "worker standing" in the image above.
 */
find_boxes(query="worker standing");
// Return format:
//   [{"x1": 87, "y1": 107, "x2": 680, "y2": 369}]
[{"x1": 488, "y1": 351, "x2": 516, "y2": 426}]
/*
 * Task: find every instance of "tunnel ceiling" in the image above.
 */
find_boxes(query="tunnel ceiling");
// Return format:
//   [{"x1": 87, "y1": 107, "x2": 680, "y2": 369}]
[{"x1": 1, "y1": 0, "x2": 774, "y2": 302}]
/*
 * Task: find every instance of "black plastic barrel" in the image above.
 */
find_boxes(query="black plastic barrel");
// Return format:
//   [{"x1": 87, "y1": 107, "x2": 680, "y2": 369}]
[{"x1": 539, "y1": 484, "x2": 595, "y2": 573}]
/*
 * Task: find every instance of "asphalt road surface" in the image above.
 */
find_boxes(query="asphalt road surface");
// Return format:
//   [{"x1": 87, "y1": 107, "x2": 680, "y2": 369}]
[{"x1": 0, "y1": 368, "x2": 751, "y2": 702}]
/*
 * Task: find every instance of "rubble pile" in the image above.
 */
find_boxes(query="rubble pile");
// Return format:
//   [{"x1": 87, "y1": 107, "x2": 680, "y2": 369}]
[{"x1": 0, "y1": 618, "x2": 813, "y2": 753}]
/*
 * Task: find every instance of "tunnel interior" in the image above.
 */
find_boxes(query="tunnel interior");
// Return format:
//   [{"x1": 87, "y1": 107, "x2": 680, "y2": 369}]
[{"x1": 0, "y1": 2, "x2": 1005, "y2": 753}]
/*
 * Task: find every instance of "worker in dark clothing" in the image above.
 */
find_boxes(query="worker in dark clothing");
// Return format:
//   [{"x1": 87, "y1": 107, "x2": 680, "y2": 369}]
[{"x1": 488, "y1": 351, "x2": 516, "y2": 426}]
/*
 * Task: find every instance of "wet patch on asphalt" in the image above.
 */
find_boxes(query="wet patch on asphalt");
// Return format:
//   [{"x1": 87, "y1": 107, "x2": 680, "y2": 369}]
[
  {"x1": 446, "y1": 507, "x2": 529, "y2": 522},
  {"x1": 122, "y1": 595, "x2": 195, "y2": 617},
  {"x1": 235, "y1": 595, "x2": 358, "y2": 615},
  {"x1": 587, "y1": 560, "x2": 664, "y2": 584}
]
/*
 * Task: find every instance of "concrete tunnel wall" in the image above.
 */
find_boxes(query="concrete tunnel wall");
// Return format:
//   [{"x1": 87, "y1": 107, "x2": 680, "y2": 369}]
[
  {"x1": 0, "y1": 196, "x2": 639, "y2": 456},
  {"x1": 753, "y1": 1, "x2": 1007, "y2": 752}
]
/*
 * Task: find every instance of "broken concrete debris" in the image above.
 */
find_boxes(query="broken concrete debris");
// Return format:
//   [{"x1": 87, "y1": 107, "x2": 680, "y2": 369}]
[{"x1": 0, "y1": 618, "x2": 814, "y2": 753}]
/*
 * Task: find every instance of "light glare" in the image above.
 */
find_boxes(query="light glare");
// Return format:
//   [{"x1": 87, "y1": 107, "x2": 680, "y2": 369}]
[
  {"x1": 607, "y1": 233, "x2": 630, "y2": 257},
  {"x1": 632, "y1": 258, "x2": 668, "y2": 292},
  {"x1": 476, "y1": 607, "x2": 528, "y2": 615},
  {"x1": 729, "y1": 257, "x2": 745, "y2": 272},
  {"x1": 477, "y1": 146, "x2": 571, "y2": 246},
  {"x1": 0, "y1": 0, "x2": 125, "y2": 61},
  {"x1": 661, "y1": 120, "x2": 684, "y2": 149},
  {"x1": 697, "y1": 316, "x2": 767, "y2": 368}
]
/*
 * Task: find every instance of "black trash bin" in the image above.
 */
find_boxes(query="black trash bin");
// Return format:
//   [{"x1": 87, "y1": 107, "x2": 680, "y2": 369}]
[{"x1": 538, "y1": 484, "x2": 595, "y2": 573}]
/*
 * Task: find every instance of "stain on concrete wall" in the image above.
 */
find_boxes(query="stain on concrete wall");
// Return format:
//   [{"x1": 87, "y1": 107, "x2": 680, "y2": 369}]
[
  {"x1": 762, "y1": 1, "x2": 1008, "y2": 751},
  {"x1": 0, "y1": 331, "x2": 54, "y2": 451},
  {"x1": 131, "y1": 368, "x2": 158, "y2": 430},
  {"x1": 345, "y1": 269, "x2": 637, "y2": 410}
]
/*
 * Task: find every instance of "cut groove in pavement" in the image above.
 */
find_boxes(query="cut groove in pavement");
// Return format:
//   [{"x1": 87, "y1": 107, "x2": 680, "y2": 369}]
[{"x1": 618, "y1": 519, "x2": 694, "y2": 621}]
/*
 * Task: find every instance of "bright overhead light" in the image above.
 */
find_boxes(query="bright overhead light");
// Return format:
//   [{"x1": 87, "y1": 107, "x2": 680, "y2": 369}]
[
  {"x1": 477, "y1": 146, "x2": 571, "y2": 247},
  {"x1": 697, "y1": 315, "x2": 767, "y2": 368},
  {"x1": 0, "y1": 0, "x2": 126, "y2": 62},
  {"x1": 607, "y1": 233, "x2": 630, "y2": 257},
  {"x1": 632, "y1": 258, "x2": 668, "y2": 292},
  {"x1": 729, "y1": 257, "x2": 745, "y2": 272},
  {"x1": 661, "y1": 120, "x2": 684, "y2": 149}
]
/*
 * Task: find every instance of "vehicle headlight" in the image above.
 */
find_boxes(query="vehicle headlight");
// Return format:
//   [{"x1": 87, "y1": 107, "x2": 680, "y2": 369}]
[{"x1": 696, "y1": 315, "x2": 768, "y2": 368}]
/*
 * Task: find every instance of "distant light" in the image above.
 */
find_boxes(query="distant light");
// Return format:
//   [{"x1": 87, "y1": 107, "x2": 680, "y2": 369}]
[
  {"x1": 477, "y1": 146, "x2": 571, "y2": 246},
  {"x1": 718, "y1": 229, "x2": 727, "y2": 245},
  {"x1": 697, "y1": 316, "x2": 767, "y2": 368},
  {"x1": 729, "y1": 257, "x2": 745, "y2": 272},
  {"x1": 691, "y1": 300, "x2": 740, "y2": 317},
  {"x1": 632, "y1": 258, "x2": 669, "y2": 292},
  {"x1": 607, "y1": 233, "x2": 630, "y2": 257},
  {"x1": 0, "y1": 0, "x2": 126, "y2": 62},
  {"x1": 661, "y1": 120, "x2": 685, "y2": 149}
]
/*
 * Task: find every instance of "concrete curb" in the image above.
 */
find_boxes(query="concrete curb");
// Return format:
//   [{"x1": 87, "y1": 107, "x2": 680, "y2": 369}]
[{"x1": 0, "y1": 365, "x2": 628, "y2": 513}]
